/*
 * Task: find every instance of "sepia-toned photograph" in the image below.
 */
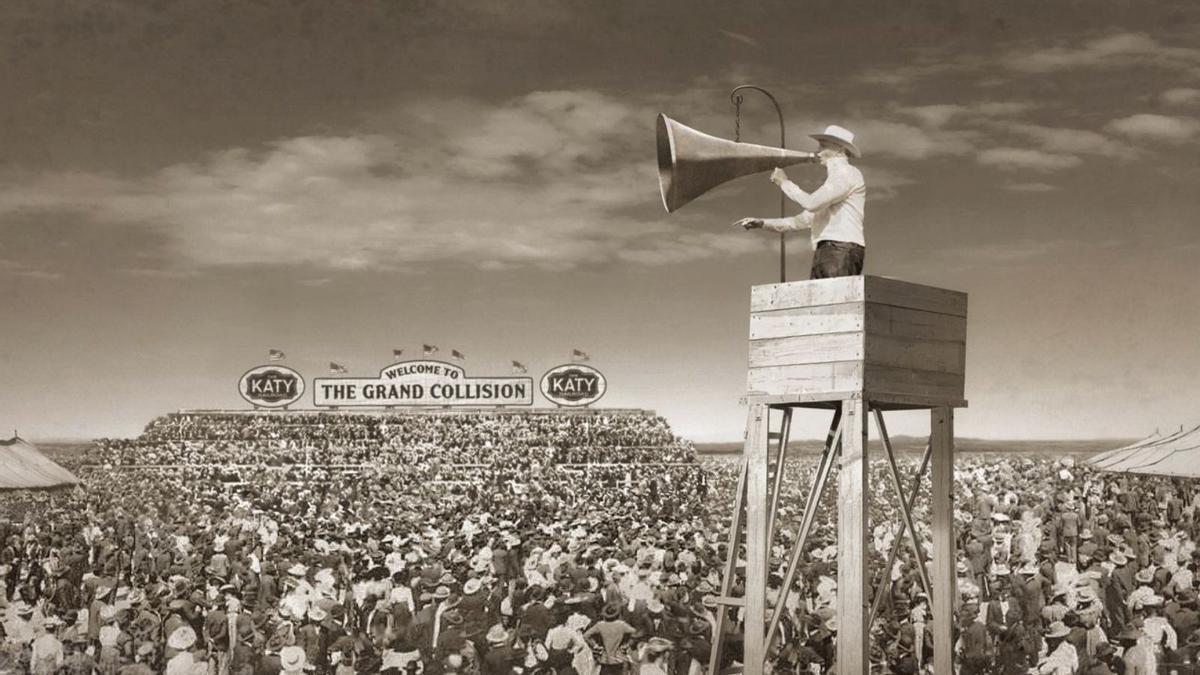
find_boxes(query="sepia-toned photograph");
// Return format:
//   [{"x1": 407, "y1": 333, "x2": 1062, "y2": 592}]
[{"x1": 2, "y1": 1, "x2": 1199, "y2": 673}]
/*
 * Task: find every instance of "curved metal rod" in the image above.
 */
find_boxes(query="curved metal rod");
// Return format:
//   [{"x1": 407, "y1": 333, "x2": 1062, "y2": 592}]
[{"x1": 730, "y1": 85, "x2": 788, "y2": 283}]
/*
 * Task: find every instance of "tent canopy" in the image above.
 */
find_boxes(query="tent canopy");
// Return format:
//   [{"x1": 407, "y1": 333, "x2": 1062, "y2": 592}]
[
  {"x1": 1089, "y1": 425, "x2": 1200, "y2": 477},
  {"x1": 0, "y1": 436, "x2": 80, "y2": 490}
]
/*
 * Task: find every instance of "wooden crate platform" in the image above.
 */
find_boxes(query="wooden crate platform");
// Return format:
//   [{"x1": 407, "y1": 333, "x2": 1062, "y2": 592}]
[{"x1": 747, "y1": 276, "x2": 967, "y2": 409}]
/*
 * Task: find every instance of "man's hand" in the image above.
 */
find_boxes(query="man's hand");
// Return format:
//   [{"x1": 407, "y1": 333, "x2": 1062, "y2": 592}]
[
  {"x1": 770, "y1": 168, "x2": 788, "y2": 186},
  {"x1": 734, "y1": 218, "x2": 764, "y2": 230}
]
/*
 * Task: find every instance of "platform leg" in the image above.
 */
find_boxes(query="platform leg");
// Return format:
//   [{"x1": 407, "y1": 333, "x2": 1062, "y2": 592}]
[
  {"x1": 742, "y1": 402, "x2": 770, "y2": 675},
  {"x1": 931, "y1": 407, "x2": 956, "y2": 675},
  {"x1": 837, "y1": 398, "x2": 869, "y2": 675}
]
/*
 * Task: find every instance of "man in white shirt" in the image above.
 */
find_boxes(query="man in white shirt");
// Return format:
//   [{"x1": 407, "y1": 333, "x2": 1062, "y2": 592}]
[{"x1": 735, "y1": 124, "x2": 867, "y2": 279}]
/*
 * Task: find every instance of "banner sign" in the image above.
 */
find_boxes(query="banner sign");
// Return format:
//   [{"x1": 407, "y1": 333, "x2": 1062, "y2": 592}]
[
  {"x1": 313, "y1": 360, "x2": 533, "y2": 407},
  {"x1": 239, "y1": 365, "x2": 305, "y2": 408},
  {"x1": 540, "y1": 364, "x2": 607, "y2": 407}
]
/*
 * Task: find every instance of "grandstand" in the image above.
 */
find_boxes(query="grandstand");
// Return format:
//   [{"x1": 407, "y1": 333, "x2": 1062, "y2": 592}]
[{"x1": 79, "y1": 407, "x2": 699, "y2": 472}]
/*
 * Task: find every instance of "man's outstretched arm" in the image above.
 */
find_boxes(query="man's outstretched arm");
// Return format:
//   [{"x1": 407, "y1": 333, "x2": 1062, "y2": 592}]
[{"x1": 734, "y1": 212, "x2": 814, "y2": 233}]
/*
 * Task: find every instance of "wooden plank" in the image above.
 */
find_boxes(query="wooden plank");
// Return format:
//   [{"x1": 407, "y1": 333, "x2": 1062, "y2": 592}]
[
  {"x1": 864, "y1": 364, "x2": 964, "y2": 401},
  {"x1": 864, "y1": 303, "x2": 967, "y2": 342},
  {"x1": 749, "y1": 302, "x2": 866, "y2": 340},
  {"x1": 866, "y1": 394, "x2": 969, "y2": 411},
  {"x1": 750, "y1": 276, "x2": 864, "y2": 312},
  {"x1": 865, "y1": 334, "x2": 966, "y2": 375},
  {"x1": 743, "y1": 402, "x2": 771, "y2": 675},
  {"x1": 931, "y1": 407, "x2": 956, "y2": 675},
  {"x1": 864, "y1": 276, "x2": 968, "y2": 317},
  {"x1": 837, "y1": 398, "x2": 869, "y2": 675},
  {"x1": 747, "y1": 361, "x2": 864, "y2": 398},
  {"x1": 748, "y1": 333, "x2": 864, "y2": 369}
]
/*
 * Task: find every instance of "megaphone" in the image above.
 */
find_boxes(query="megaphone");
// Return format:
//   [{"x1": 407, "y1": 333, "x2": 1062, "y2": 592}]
[{"x1": 657, "y1": 113, "x2": 817, "y2": 213}]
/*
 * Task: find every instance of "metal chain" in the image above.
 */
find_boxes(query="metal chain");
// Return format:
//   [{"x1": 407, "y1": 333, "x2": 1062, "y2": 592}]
[{"x1": 733, "y1": 94, "x2": 743, "y2": 142}]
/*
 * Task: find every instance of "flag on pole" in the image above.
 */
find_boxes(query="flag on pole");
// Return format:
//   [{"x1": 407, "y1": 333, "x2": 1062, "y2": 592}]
[
  {"x1": 423, "y1": 344, "x2": 439, "y2": 357},
  {"x1": 571, "y1": 349, "x2": 591, "y2": 362},
  {"x1": 512, "y1": 360, "x2": 527, "y2": 374},
  {"x1": 392, "y1": 348, "x2": 404, "y2": 360},
  {"x1": 451, "y1": 349, "x2": 465, "y2": 361},
  {"x1": 329, "y1": 362, "x2": 348, "y2": 374},
  {"x1": 268, "y1": 349, "x2": 286, "y2": 361}
]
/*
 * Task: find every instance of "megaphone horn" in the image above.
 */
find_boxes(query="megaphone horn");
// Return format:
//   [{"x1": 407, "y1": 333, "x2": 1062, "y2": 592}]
[{"x1": 656, "y1": 113, "x2": 817, "y2": 213}]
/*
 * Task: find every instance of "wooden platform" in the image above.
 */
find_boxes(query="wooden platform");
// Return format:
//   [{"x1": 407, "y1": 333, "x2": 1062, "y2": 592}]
[{"x1": 747, "y1": 275, "x2": 967, "y2": 409}]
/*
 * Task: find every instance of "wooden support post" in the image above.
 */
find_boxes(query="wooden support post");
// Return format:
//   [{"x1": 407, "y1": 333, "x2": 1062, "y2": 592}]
[
  {"x1": 837, "y1": 398, "x2": 869, "y2": 675},
  {"x1": 742, "y1": 402, "x2": 771, "y2": 675},
  {"x1": 931, "y1": 407, "x2": 956, "y2": 675}
]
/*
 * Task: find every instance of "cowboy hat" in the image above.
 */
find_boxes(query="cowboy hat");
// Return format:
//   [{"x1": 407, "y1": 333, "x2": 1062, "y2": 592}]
[
  {"x1": 1045, "y1": 621, "x2": 1070, "y2": 639},
  {"x1": 279, "y1": 645, "x2": 309, "y2": 671},
  {"x1": 810, "y1": 125, "x2": 861, "y2": 158}
]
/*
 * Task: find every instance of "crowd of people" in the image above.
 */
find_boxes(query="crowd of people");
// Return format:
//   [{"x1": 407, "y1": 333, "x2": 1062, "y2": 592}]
[
  {"x1": 89, "y1": 412, "x2": 695, "y2": 468},
  {"x1": 1, "y1": 409, "x2": 1199, "y2": 675}
]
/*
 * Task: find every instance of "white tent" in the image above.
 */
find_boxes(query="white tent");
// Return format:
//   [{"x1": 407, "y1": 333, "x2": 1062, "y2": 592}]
[
  {"x1": 1088, "y1": 431, "x2": 1162, "y2": 468},
  {"x1": 1089, "y1": 424, "x2": 1200, "y2": 477},
  {"x1": 0, "y1": 436, "x2": 79, "y2": 490}
]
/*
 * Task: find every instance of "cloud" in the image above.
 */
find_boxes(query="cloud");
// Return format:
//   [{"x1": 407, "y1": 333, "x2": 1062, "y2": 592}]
[
  {"x1": 1000, "y1": 123, "x2": 1129, "y2": 157},
  {"x1": 0, "y1": 258, "x2": 62, "y2": 281},
  {"x1": 862, "y1": 167, "x2": 915, "y2": 201},
  {"x1": 1005, "y1": 32, "x2": 1200, "y2": 73},
  {"x1": 843, "y1": 119, "x2": 976, "y2": 160},
  {"x1": 1106, "y1": 114, "x2": 1200, "y2": 141},
  {"x1": 977, "y1": 148, "x2": 1082, "y2": 171},
  {"x1": 718, "y1": 30, "x2": 761, "y2": 48},
  {"x1": 894, "y1": 102, "x2": 1036, "y2": 128},
  {"x1": 856, "y1": 62, "x2": 958, "y2": 88},
  {"x1": 1003, "y1": 182, "x2": 1058, "y2": 193},
  {"x1": 0, "y1": 90, "x2": 777, "y2": 272},
  {"x1": 1160, "y1": 88, "x2": 1200, "y2": 106}
]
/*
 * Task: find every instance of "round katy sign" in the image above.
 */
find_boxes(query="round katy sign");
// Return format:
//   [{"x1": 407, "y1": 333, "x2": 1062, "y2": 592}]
[
  {"x1": 239, "y1": 365, "x2": 305, "y2": 408},
  {"x1": 540, "y1": 364, "x2": 607, "y2": 407}
]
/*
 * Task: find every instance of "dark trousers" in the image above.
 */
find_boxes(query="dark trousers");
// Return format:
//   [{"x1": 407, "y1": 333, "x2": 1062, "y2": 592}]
[{"x1": 810, "y1": 240, "x2": 864, "y2": 279}]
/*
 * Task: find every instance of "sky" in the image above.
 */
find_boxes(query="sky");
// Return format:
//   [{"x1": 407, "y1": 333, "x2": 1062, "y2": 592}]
[{"x1": 2, "y1": 0, "x2": 1199, "y2": 443}]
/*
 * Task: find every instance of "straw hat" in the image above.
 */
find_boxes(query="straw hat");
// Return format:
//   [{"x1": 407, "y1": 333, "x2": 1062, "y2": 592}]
[
  {"x1": 279, "y1": 645, "x2": 309, "y2": 672},
  {"x1": 810, "y1": 125, "x2": 861, "y2": 158},
  {"x1": 463, "y1": 579, "x2": 482, "y2": 596},
  {"x1": 485, "y1": 624, "x2": 509, "y2": 645},
  {"x1": 1045, "y1": 621, "x2": 1070, "y2": 639}
]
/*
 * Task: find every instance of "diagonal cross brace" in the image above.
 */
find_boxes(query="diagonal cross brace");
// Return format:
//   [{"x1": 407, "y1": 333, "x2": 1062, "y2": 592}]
[
  {"x1": 867, "y1": 440, "x2": 933, "y2": 628},
  {"x1": 873, "y1": 409, "x2": 934, "y2": 600}
]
